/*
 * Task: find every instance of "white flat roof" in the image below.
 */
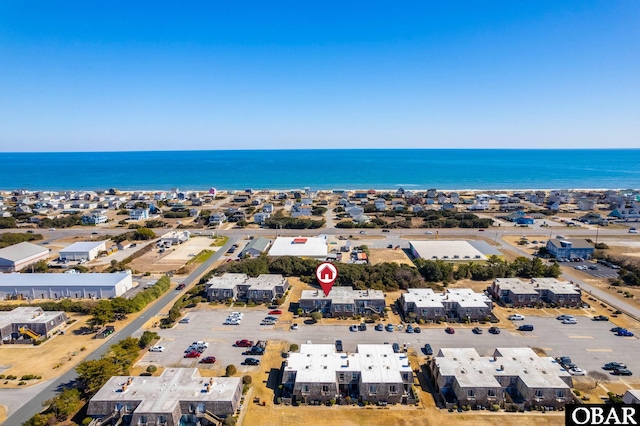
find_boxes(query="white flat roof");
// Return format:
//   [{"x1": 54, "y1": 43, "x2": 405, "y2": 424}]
[
  {"x1": 60, "y1": 241, "x2": 106, "y2": 253},
  {"x1": 268, "y1": 237, "x2": 328, "y2": 258},
  {"x1": 90, "y1": 369, "x2": 240, "y2": 412},
  {"x1": 0, "y1": 271, "x2": 132, "y2": 288},
  {"x1": 285, "y1": 344, "x2": 411, "y2": 384},
  {"x1": 0, "y1": 307, "x2": 66, "y2": 329},
  {"x1": 403, "y1": 288, "x2": 490, "y2": 309},
  {"x1": 245, "y1": 275, "x2": 286, "y2": 290},
  {"x1": 0, "y1": 242, "x2": 49, "y2": 262},
  {"x1": 410, "y1": 240, "x2": 487, "y2": 261},
  {"x1": 206, "y1": 273, "x2": 249, "y2": 290}
]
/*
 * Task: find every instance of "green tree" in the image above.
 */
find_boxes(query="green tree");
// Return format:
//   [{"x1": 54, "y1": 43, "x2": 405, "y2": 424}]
[
  {"x1": 133, "y1": 227, "x2": 156, "y2": 240},
  {"x1": 87, "y1": 300, "x2": 114, "y2": 328},
  {"x1": 45, "y1": 387, "x2": 81, "y2": 421},
  {"x1": 76, "y1": 358, "x2": 120, "y2": 396},
  {"x1": 225, "y1": 364, "x2": 237, "y2": 377},
  {"x1": 310, "y1": 311, "x2": 323, "y2": 322}
]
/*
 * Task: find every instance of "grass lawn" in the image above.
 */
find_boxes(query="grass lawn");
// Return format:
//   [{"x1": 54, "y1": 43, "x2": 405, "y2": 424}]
[
  {"x1": 211, "y1": 236, "x2": 229, "y2": 247},
  {"x1": 187, "y1": 249, "x2": 215, "y2": 264}
]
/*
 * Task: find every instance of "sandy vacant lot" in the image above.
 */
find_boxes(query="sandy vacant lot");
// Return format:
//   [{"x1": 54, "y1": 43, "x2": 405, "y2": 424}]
[{"x1": 368, "y1": 248, "x2": 414, "y2": 266}]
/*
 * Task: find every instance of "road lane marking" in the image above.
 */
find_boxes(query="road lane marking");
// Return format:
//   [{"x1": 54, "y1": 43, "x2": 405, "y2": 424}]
[
  {"x1": 567, "y1": 335, "x2": 594, "y2": 339},
  {"x1": 585, "y1": 348, "x2": 613, "y2": 352}
]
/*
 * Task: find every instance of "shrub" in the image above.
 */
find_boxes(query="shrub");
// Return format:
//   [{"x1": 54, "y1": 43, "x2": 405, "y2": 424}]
[
  {"x1": 6, "y1": 375, "x2": 17, "y2": 380},
  {"x1": 222, "y1": 417, "x2": 237, "y2": 426},
  {"x1": 0, "y1": 375, "x2": 4, "y2": 379},
  {"x1": 276, "y1": 397, "x2": 282, "y2": 404},
  {"x1": 146, "y1": 365, "x2": 158, "y2": 374},
  {"x1": 18, "y1": 381, "x2": 26, "y2": 385},
  {"x1": 491, "y1": 404, "x2": 500, "y2": 411},
  {"x1": 573, "y1": 390, "x2": 581, "y2": 396},
  {"x1": 225, "y1": 365, "x2": 237, "y2": 377},
  {"x1": 83, "y1": 417, "x2": 93, "y2": 425},
  {"x1": 242, "y1": 375, "x2": 252, "y2": 385},
  {"x1": 289, "y1": 344, "x2": 299, "y2": 352},
  {"x1": 21, "y1": 374, "x2": 36, "y2": 380}
]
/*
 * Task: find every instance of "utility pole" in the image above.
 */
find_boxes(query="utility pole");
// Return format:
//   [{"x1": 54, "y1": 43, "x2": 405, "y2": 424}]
[{"x1": 595, "y1": 223, "x2": 600, "y2": 245}]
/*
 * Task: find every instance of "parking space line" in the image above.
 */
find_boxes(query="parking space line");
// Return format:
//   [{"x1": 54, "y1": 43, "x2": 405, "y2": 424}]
[
  {"x1": 585, "y1": 349, "x2": 613, "y2": 352},
  {"x1": 567, "y1": 336, "x2": 594, "y2": 339}
]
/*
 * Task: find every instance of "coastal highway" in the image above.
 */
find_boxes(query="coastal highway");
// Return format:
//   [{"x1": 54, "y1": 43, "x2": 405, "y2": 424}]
[{"x1": 2, "y1": 238, "x2": 237, "y2": 425}]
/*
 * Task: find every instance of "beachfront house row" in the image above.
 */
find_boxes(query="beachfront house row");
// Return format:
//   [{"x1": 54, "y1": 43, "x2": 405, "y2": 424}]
[
  {"x1": 282, "y1": 344, "x2": 414, "y2": 405},
  {"x1": 298, "y1": 287, "x2": 385, "y2": 317},
  {"x1": 430, "y1": 347, "x2": 573, "y2": 409},
  {"x1": 545, "y1": 238, "x2": 594, "y2": 260},
  {"x1": 490, "y1": 278, "x2": 581, "y2": 307},
  {"x1": 400, "y1": 289, "x2": 492, "y2": 322},
  {"x1": 206, "y1": 273, "x2": 289, "y2": 303}
]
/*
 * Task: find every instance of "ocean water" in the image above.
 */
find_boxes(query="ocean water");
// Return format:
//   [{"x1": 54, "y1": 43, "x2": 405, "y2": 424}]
[{"x1": 0, "y1": 149, "x2": 639, "y2": 191}]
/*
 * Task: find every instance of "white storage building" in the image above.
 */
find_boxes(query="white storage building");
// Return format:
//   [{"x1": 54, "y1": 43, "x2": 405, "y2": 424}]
[
  {"x1": 268, "y1": 237, "x2": 328, "y2": 259},
  {"x1": 0, "y1": 271, "x2": 133, "y2": 300},
  {"x1": 0, "y1": 242, "x2": 50, "y2": 272},
  {"x1": 59, "y1": 241, "x2": 107, "y2": 261}
]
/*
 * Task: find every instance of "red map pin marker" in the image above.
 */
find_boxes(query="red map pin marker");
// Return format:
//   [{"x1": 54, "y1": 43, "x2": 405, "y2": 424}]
[{"x1": 316, "y1": 262, "x2": 338, "y2": 296}]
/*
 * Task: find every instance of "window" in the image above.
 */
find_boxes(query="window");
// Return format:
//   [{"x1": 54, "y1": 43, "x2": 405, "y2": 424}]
[
  {"x1": 421, "y1": 309, "x2": 427, "y2": 316},
  {"x1": 352, "y1": 372, "x2": 359, "y2": 381},
  {"x1": 467, "y1": 389, "x2": 475, "y2": 397},
  {"x1": 345, "y1": 305, "x2": 353, "y2": 311},
  {"x1": 517, "y1": 295, "x2": 524, "y2": 302},
  {"x1": 402, "y1": 373, "x2": 410, "y2": 381},
  {"x1": 302, "y1": 384, "x2": 310, "y2": 394},
  {"x1": 487, "y1": 389, "x2": 496, "y2": 397},
  {"x1": 556, "y1": 390, "x2": 565, "y2": 398},
  {"x1": 530, "y1": 296, "x2": 537, "y2": 302},
  {"x1": 322, "y1": 385, "x2": 330, "y2": 393},
  {"x1": 369, "y1": 385, "x2": 377, "y2": 394},
  {"x1": 334, "y1": 305, "x2": 341, "y2": 311},
  {"x1": 535, "y1": 389, "x2": 543, "y2": 398},
  {"x1": 389, "y1": 385, "x2": 397, "y2": 394},
  {"x1": 338, "y1": 373, "x2": 345, "y2": 381}
]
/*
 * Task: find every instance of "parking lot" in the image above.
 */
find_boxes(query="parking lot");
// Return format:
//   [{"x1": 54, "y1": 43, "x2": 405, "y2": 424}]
[
  {"x1": 569, "y1": 260, "x2": 619, "y2": 279},
  {"x1": 135, "y1": 307, "x2": 640, "y2": 382}
]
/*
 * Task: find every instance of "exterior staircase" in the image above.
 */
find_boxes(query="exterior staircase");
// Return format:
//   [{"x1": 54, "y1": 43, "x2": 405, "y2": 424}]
[
  {"x1": 18, "y1": 326, "x2": 40, "y2": 340},
  {"x1": 196, "y1": 410, "x2": 223, "y2": 426}
]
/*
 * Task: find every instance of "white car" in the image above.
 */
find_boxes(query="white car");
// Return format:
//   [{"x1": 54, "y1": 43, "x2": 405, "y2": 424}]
[
  {"x1": 290, "y1": 323, "x2": 299, "y2": 330},
  {"x1": 224, "y1": 319, "x2": 240, "y2": 325},
  {"x1": 230, "y1": 312, "x2": 243, "y2": 318},
  {"x1": 508, "y1": 314, "x2": 525, "y2": 321},
  {"x1": 425, "y1": 231, "x2": 434, "y2": 234},
  {"x1": 569, "y1": 368, "x2": 586, "y2": 376},
  {"x1": 630, "y1": 228, "x2": 638, "y2": 234},
  {"x1": 562, "y1": 318, "x2": 578, "y2": 324},
  {"x1": 149, "y1": 346, "x2": 165, "y2": 352},
  {"x1": 192, "y1": 341, "x2": 209, "y2": 348}
]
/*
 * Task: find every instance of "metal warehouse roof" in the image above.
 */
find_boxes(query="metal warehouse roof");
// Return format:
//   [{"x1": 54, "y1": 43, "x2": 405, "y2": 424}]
[
  {"x1": 0, "y1": 271, "x2": 132, "y2": 287},
  {"x1": 0, "y1": 242, "x2": 49, "y2": 262}
]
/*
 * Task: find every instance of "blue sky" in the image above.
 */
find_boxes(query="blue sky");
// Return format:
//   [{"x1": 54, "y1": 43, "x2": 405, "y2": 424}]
[{"x1": 0, "y1": 1, "x2": 638, "y2": 151}]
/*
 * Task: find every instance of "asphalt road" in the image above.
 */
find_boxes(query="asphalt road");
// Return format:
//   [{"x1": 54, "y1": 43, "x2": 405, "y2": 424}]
[{"x1": 3, "y1": 238, "x2": 236, "y2": 425}]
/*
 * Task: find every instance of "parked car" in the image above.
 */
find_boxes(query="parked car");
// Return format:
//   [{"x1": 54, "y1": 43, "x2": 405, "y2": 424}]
[
  {"x1": 617, "y1": 329, "x2": 635, "y2": 337},
  {"x1": 612, "y1": 368, "x2": 633, "y2": 376},
  {"x1": 392, "y1": 343, "x2": 400, "y2": 353},
  {"x1": 588, "y1": 265, "x2": 598, "y2": 270},
  {"x1": 557, "y1": 356, "x2": 572, "y2": 366},
  {"x1": 176, "y1": 283, "x2": 186, "y2": 290},
  {"x1": 592, "y1": 315, "x2": 609, "y2": 321},
  {"x1": 603, "y1": 362, "x2": 627, "y2": 370},
  {"x1": 335, "y1": 340, "x2": 343, "y2": 352},
  {"x1": 244, "y1": 358, "x2": 260, "y2": 366},
  {"x1": 569, "y1": 368, "x2": 586, "y2": 376},
  {"x1": 200, "y1": 356, "x2": 216, "y2": 364},
  {"x1": 562, "y1": 318, "x2": 578, "y2": 324},
  {"x1": 424, "y1": 343, "x2": 433, "y2": 356},
  {"x1": 611, "y1": 327, "x2": 625, "y2": 333},
  {"x1": 359, "y1": 323, "x2": 367, "y2": 331},
  {"x1": 413, "y1": 326, "x2": 421, "y2": 333},
  {"x1": 149, "y1": 346, "x2": 165, "y2": 352},
  {"x1": 472, "y1": 327, "x2": 483, "y2": 334},
  {"x1": 385, "y1": 324, "x2": 394, "y2": 332},
  {"x1": 349, "y1": 325, "x2": 358, "y2": 332},
  {"x1": 268, "y1": 310, "x2": 282, "y2": 315},
  {"x1": 244, "y1": 347, "x2": 265, "y2": 356},
  {"x1": 406, "y1": 325, "x2": 414, "y2": 333},
  {"x1": 184, "y1": 351, "x2": 201, "y2": 358},
  {"x1": 223, "y1": 319, "x2": 240, "y2": 325},
  {"x1": 260, "y1": 320, "x2": 276, "y2": 326},
  {"x1": 556, "y1": 314, "x2": 574, "y2": 320},
  {"x1": 508, "y1": 314, "x2": 525, "y2": 321},
  {"x1": 290, "y1": 323, "x2": 298, "y2": 330},
  {"x1": 518, "y1": 324, "x2": 534, "y2": 331},
  {"x1": 445, "y1": 327, "x2": 455, "y2": 334},
  {"x1": 179, "y1": 318, "x2": 190, "y2": 324},
  {"x1": 630, "y1": 228, "x2": 638, "y2": 234},
  {"x1": 375, "y1": 323, "x2": 384, "y2": 331},
  {"x1": 235, "y1": 340, "x2": 254, "y2": 347},
  {"x1": 488, "y1": 326, "x2": 500, "y2": 334}
]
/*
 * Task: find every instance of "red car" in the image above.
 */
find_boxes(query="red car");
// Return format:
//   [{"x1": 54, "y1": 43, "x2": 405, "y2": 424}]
[
  {"x1": 235, "y1": 339, "x2": 254, "y2": 347},
  {"x1": 268, "y1": 310, "x2": 283, "y2": 315},
  {"x1": 184, "y1": 351, "x2": 201, "y2": 358},
  {"x1": 445, "y1": 327, "x2": 455, "y2": 334},
  {"x1": 176, "y1": 283, "x2": 185, "y2": 290},
  {"x1": 200, "y1": 356, "x2": 216, "y2": 364}
]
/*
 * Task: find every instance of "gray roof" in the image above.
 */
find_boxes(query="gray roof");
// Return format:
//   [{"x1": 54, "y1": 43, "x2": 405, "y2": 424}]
[
  {"x1": 0, "y1": 242, "x2": 49, "y2": 262},
  {"x1": 242, "y1": 237, "x2": 270, "y2": 254},
  {"x1": 467, "y1": 240, "x2": 503, "y2": 256},
  {"x1": 547, "y1": 239, "x2": 594, "y2": 249},
  {"x1": 0, "y1": 307, "x2": 67, "y2": 329},
  {"x1": 0, "y1": 271, "x2": 132, "y2": 288}
]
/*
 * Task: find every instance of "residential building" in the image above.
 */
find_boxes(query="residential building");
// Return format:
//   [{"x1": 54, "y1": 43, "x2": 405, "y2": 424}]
[
  {"x1": 129, "y1": 208, "x2": 149, "y2": 221},
  {"x1": 87, "y1": 369, "x2": 241, "y2": 426},
  {"x1": 117, "y1": 240, "x2": 132, "y2": 250},
  {"x1": 0, "y1": 242, "x2": 50, "y2": 272},
  {"x1": 206, "y1": 273, "x2": 289, "y2": 303},
  {"x1": 59, "y1": 241, "x2": 107, "y2": 261},
  {"x1": 82, "y1": 211, "x2": 108, "y2": 225},
  {"x1": 262, "y1": 203, "x2": 274, "y2": 214},
  {"x1": 0, "y1": 307, "x2": 68, "y2": 343},
  {"x1": 160, "y1": 231, "x2": 190, "y2": 245},
  {"x1": 298, "y1": 286, "x2": 385, "y2": 317},
  {"x1": 577, "y1": 198, "x2": 596, "y2": 211},
  {"x1": 400, "y1": 288, "x2": 492, "y2": 321},
  {"x1": 0, "y1": 271, "x2": 133, "y2": 300},
  {"x1": 240, "y1": 237, "x2": 270, "y2": 257},
  {"x1": 490, "y1": 278, "x2": 581, "y2": 307},
  {"x1": 209, "y1": 212, "x2": 227, "y2": 225},
  {"x1": 608, "y1": 205, "x2": 640, "y2": 221},
  {"x1": 282, "y1": 344, "x2": 413, "y2": 405},
  {"x1": 253, "y1": 212, "x2": 270, "y2": 225},
  {"x1": 431, "y1": 347, "x2": 573, "y2": 409},
  {"x1": 545, "y1": 238, "x2": 594, "y2": 260}
]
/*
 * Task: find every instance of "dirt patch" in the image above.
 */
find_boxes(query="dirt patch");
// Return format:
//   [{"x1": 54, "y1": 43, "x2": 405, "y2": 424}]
[{"x1": 368, "y1": 249, "x2": 413, "y2": 266}]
